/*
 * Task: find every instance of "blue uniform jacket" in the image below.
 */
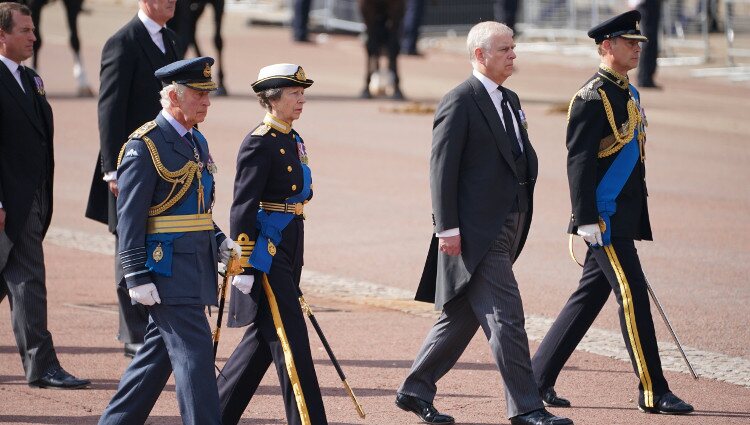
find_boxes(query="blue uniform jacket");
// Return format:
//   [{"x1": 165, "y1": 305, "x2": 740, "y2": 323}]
[{"x1": 116, "y1": 113, "x2": 225, "y2": 306}]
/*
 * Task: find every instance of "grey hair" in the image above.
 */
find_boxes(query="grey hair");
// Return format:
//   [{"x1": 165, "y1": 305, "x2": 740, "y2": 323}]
[
  {"x1": 466, "y1": 21, "x2": 514, "y2": 64},
  {"x1": 159, "y1": 83, "x2": 187, "y2": 108},
  {"x1": 257, "y1": 88, "x2": 284, "y2": 112}
]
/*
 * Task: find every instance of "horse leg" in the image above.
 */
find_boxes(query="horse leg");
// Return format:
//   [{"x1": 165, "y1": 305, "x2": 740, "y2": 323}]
[
  {"x1": 64, "y1": 0, "x2": 93, "y2": 96},
  {"x1": 189, "y1": 0, "x2": 205, "y2": 56},
  {"x1": 387, "y1": 0, "x2": 405, "y2": 100},
  {"x1": 212, "y1": 0, "x2": 227, "y2": 95},
  {"x1": 26, "y1": 0, "x2": 44, "y2": 69}
]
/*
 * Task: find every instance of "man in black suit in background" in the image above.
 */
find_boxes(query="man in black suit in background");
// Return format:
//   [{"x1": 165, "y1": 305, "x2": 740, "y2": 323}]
[
  {"x1": 395, "y1": 21, "x2": 571, "y2": 425},
  {"x1": 85, "y1": 0, "x2": 182, "y2": 358},
  {"x1": 0, "y1": 2, "x2": 89, "y2": 389}
]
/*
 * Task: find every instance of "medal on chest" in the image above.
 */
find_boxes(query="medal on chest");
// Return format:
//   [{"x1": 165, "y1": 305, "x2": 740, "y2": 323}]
[{"x1": 295, "y1": 135, "x2": 309, "y2": 165}]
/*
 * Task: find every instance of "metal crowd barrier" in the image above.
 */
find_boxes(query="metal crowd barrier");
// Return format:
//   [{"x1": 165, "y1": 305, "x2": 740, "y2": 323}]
[{"x1": 692, "y1": 0, "x2": 750, "y2": 82}]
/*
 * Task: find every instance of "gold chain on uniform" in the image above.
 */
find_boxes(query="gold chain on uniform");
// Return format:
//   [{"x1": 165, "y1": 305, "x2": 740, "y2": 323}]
[
  {"x1": 117, "y1": 135, "x2": 201, "y2": 216},
  {"x1": 597, "y1": 89, "x2": 641, "y2": 158}
]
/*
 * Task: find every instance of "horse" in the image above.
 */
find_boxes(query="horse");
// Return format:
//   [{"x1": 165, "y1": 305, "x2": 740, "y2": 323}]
[
  {"x1": 358, "y1": 0, "x2": 405, "y2": 100},
  {"x1": 169, "y1": 0, "x2": 227, "y2": 95},
  {"x1": 4, "y1": 0, "x2": 94, "y2": 96}
]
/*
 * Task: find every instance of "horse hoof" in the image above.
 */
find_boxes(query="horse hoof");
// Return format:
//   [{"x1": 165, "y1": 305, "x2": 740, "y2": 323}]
[
  {"x1": 214, "y1": 86, "x2": 228, "y2": 96},
  {"x1": 77, "y1": 86, "x2": 95, "y2": 98},
  {"x1": 360, "y1": 88, "x2": 372, "y2": 99}
]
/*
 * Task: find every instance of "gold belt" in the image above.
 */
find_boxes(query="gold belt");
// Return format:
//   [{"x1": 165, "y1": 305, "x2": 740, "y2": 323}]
[
  {"x1": 259, "y1": 201, "x2": 304, "y2": 215},
  {"x1": 146, "y1": 213, "x2": 213, "y2": 234}
]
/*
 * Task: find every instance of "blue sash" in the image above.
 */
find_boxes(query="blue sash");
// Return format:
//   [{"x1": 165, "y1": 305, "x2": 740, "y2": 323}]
[
  {"x1": 250, "y1": 135, "x2": 312, "y2": 273},
  {"x1": 595, "y1": 85, "x2": 641, "y2": 246},
  {"x1": 145, "y1": 131, "x2": 214, "y2": 276}
]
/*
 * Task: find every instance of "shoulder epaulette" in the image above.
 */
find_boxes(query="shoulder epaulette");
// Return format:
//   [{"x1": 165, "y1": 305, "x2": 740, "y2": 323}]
[
  {"x1": 129, "y1": 121, "x2": 158, "y2": 139},
  {"x1": 575, "y1": 78, "x2": 603, "y2": 102},
  {"x1": 252, "y1": 124, "x2": 271, "y2": 137}
]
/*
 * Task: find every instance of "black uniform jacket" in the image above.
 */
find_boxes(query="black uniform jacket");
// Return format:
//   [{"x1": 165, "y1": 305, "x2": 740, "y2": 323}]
[
  {"x1": 227, "y1": 117, "x2": 312, "y2": 327},
  {"x1": 415, "y1": 76, "x2": 538, "y2": 309},
  {"x1": 85, "y1": 15, "x2": 182, "y2": 231},
  {"x1": 0, "y1": 64, "x2": 54, "y2": 243},
  {"x1": 566, "y1": 66, "x2": 652, "y2": 241}
]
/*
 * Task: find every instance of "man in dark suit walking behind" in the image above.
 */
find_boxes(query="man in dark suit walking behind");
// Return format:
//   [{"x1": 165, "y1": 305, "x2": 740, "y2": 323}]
[
  {"x1": 395, "y1": 21, "x2": 572, "y2": 425},
  {"x1": 85, "y1": 0, "x2": 182, "y2": 358},
  {"x1": 0, "y1": 2, "x2": 89, "y2": 389}
]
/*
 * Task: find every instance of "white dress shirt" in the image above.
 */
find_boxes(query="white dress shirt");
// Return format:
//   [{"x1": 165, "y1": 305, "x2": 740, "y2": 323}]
[
  {"x1": 138, "y1": 9, "x2": 166, "y2": 54},
  {"x1": 0, "y1": 54, "x2": 25, "y2": 93},
  {"x1": 161, "y1": 109, "x2": 192, "y2": 138}
]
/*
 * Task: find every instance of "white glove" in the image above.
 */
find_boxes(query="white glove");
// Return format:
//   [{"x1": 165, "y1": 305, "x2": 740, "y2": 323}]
[
  {"x1": 219, "y1": 238, "x2": 242, "y2": 265},
  {"x1": 232, "y1": 275, "x2": 254, "y2": 295},
  {"x1": 128, "y1": 283, "x2": 161, "y2": 306},
  {"x1": 577, "y1": 223, "x2": 603, "y2": 246}
]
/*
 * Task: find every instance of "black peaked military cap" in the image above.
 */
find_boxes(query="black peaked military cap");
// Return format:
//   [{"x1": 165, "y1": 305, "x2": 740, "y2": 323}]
[
  {"x1": 251, "y1": 63, "x2": 314, "y2": 93},
  {"x1": 155, "y1": 56, "x2": 217, "y2": 91},
  {"x1": 588, "y1": 10, "x2": 649, "y2": 44}
]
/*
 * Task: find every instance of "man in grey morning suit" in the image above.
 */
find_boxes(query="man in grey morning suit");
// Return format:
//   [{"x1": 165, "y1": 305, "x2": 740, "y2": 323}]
[
  {"x1": 0, "y1": 2, "x2": 89, "y2": 390},
  {"x1": 85, "y1": 0, "x2": 183, "y2": 358},
  {"x1": 395, "y1": 22, "x2": 572, "y2": 425}
]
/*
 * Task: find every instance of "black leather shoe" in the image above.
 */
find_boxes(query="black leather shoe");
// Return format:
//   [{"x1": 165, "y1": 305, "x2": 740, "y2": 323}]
[
  {"x1": 639, "y1": 392, "x2": 694, "y2": 415},
  {"x1": 395, "y1": 393, "x2": 455, "y2": 424},
  {"x1": 541, "y1": 387, "x2": 571, "y2": 408},
  {"x1": 510, "y1": 408, "x2": 573, "y2": 425},
  {"x1": 124, "y1": 342, "x2": 143, "y2": 358},
  {"x1": 29, "y1": 366, "x2": 90, "y2": 389}
]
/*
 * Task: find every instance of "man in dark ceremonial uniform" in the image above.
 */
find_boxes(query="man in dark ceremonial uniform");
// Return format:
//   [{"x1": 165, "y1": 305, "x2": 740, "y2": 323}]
[{"x1": 531, "y1": 10, "x2": 694, "y2": 416}]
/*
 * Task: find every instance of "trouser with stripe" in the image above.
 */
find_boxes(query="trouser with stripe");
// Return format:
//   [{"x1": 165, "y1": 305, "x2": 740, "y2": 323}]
[
  {"x1": 217, "y1": 220, "x2": 328, "y2": 425},
  {"x1": 0, "y1": 184, "x2": 60, "y2": 382},
  {"x1": 531, "y1": 237, "x2": 669, "y2": 406}
]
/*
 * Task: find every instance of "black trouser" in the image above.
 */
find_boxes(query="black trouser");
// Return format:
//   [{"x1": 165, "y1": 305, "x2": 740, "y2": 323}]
[
  {"x1": 217, "y1": 220, "x2": 328, "y2": 425},
  {"x1": 532, "y1": 238, "x2": 669, "y2": 408}
]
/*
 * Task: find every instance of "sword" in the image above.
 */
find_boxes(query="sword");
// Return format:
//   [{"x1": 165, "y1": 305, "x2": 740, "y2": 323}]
[
  {"x1": 213, "y1": 254, "x2": 244, "y2": 360},
  {"x1": 299, "y1": 296, "x2": 366, "y2": 419},
  {"x1": 568, "y1": 235, "x2": 698, "y2": 379},
  {"x1": 644, "y1": 276, "x2": 699, "y2": 380}
]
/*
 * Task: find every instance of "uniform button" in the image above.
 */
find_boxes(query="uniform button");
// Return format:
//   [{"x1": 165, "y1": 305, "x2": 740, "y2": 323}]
[
  {"x1": 291, "y1": 184, "x2": 297, "y2": 191},
  {"x1": 280, "y1": 149, "x2": 285, "y2": 154},
  {"x1": 287, "y1": 166, "x2": 292, "y2": 172},
  {"x1": 271, "y1": 133, "x2": 277, "y2": 137}
]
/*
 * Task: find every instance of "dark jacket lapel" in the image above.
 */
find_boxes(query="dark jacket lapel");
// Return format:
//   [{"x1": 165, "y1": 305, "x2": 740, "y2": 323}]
[
  {"x1": 130, "y1": 17, "x2": 169, "y2": 72},
  {"x1": 505, "y1": 92, "x2": 538, "y2": 179},
  {"x1": 155, "y1": 113, "x2": 194, "y2": 161},
  {"x1": 0, "y1": 63, "x2": 44, "y2": 136},
  {"x1": 467, "y1": 76, "x2": 518, "y2": 177}
]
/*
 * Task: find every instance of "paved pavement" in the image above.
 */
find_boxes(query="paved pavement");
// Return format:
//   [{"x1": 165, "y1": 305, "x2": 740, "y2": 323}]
[{"x1": 1, "y1": 1, "x2": 749, "y2": 424}]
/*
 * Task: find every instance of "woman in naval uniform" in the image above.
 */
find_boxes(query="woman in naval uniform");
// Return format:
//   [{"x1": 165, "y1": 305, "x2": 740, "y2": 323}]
[{"x1": 217, "y1": 63, "x2": 328, "y2": 425}]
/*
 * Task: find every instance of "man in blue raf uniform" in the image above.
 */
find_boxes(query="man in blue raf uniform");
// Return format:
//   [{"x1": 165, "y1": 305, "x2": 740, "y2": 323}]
[
  {"x1": 216, "y1": 64, "x2": 328, "y2": 425},
  {"x1": 531, "y1": 11, "x2": 694, "y2": 416},
  {"x1": 98, "y1": 56, "x2": 240, "y2": 425}
]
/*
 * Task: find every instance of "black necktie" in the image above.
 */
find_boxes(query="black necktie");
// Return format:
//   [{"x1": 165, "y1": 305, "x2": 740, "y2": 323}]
[
  {"x1": 498, "y1": 86, "x2": 522, "y2": 159},
  {"x1": 159, "y1": 28, "x2": 174, "y2": 59}
]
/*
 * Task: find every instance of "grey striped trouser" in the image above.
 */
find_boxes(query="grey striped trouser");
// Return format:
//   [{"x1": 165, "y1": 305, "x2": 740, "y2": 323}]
[
  {"x1": 0, "y1": 185, "x2": 59, "y2": 382},
  {"x1": 399, "y1": 212, "x2": 543, "y2": 418}
]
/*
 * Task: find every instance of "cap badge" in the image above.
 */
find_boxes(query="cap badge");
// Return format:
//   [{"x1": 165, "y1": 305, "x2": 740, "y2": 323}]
[
  {"x1": 635, "y1": 21, "x2": 640, "y2": 31},
  {"x1": 295, "y1": 67, "x2": 306, "y2": 81},
  {"x1": 203, "y1": 63, "x2": 211, "y2": 78}
]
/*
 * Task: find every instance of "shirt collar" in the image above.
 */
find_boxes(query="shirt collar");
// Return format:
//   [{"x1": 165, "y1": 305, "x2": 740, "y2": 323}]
[
  {"x1": 0, "y1": 54, "x2": 21, "y2": 75},
  {"x1": 161, "y1": 109, "x2": 191, "y2": 137},
  {"x1": 472, "y1": 69, "x2": 504, "y2": 100},
  {"x1": 138, "y1": 9, "x2": 164, "y2": 37},
  {"x1": 263, "y1": 112, "x2": 292, "y2": 134}
]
